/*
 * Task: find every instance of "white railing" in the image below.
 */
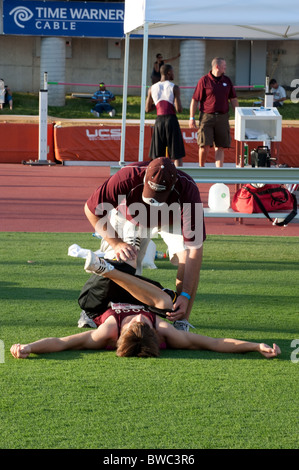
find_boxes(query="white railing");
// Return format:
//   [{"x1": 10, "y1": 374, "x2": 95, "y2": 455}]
[{"x1": 110, "y1": 166, "x2": 299, "y2": 220}]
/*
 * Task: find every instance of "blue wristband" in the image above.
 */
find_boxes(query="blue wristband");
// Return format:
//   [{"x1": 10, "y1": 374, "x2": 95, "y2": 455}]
[{"x1": 180, "y1": 291, "x2": 191, "y2": 300}]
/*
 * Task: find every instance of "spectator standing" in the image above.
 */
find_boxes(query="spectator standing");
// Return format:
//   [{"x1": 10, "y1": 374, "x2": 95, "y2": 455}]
[
  {"x1": 151, "y1": 52, "x2": 181, "y2": 84},
  {"x1": 146, "y1": 64, "x2": 185, "y2": 167},
  {"x1": 0, "y1": 79, "x2": 13, "y2": 110},
  {"x1": 189, "y1": 57, "x2": 239, "y2": 167}
]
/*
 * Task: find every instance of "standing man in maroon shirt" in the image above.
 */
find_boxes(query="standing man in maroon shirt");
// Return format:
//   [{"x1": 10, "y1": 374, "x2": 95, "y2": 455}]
[{"x1": 189, "y1": 57, "x2": 239, "y2": 167}]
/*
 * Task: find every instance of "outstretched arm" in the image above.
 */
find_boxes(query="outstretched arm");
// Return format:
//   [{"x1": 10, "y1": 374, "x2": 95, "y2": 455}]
[
  {"x1": 10, "y1": 320, "x2": 117, "y2": 359},
  {"x1": 157, "y1": 319, "x2": 281, "y2": 359},
  {"x1": 165, "y1": 53, "x2": 181, "y2": 63},
  {"x1": 202, "y1": 337, "x2": 281, "y2": 358},
  {"x1": 167, "y1": 246, "x2": 203, "y2": 322}
]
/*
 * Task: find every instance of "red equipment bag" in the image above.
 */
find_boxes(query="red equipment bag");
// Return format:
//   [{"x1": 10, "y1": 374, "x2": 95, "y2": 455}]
[{"x1": 232, "y1": 184, "x2": 297, "y2": 226}]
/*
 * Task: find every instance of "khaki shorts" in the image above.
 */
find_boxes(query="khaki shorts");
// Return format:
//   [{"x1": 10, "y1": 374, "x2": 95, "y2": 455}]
[{"x1": 197, "y1": 112, "x2": 231, "y2": 148}]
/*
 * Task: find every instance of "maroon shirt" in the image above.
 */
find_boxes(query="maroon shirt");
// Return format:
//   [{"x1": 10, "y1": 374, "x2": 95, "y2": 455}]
[
  {"x1": 192, "y1": 71, "x2": 237, "y2": 114},
  {"x1": 93, "y1": 307, "x2": 167, "y2": 350},
  {"x1": 86, "y1": 161, "x2": 206, "y2": 246},
  {"x1": 94, "y1": 307, "x2": 156, "y2": 336}
]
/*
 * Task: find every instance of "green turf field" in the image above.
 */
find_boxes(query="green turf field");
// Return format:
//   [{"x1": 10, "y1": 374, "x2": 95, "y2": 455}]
[
  {"x1": 1, "y1": 92, "x2": 299, "y2": 120},
  {"x1": 0, "y1": 232, "x2": 298, "y2": 449}
]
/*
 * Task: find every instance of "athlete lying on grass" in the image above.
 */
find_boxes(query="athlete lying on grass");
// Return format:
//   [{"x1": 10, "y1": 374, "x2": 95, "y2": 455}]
[{"x1": 11, "y1": 251, "x2": 281, "y2": 359}]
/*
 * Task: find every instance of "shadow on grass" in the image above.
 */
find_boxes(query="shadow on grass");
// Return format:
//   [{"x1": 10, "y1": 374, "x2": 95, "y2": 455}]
[
  {"x1": 191, "y1": 320, "x2": 299, "y2": 336},
  {"x1": 202, "y1": 260, "x2": 299, "y2": 271},
  {"x1": 24, "y1": 350, "x2": 99, "y2": 361},
  {"x1": 0, "y1": 260, "x2": 84, "y2": 266},
  {"x1": 0, "y1": 282, "x2": 79, "y2": 301},
  {"x1": 149, "y1": 259, "x2": 299, "y2": 271}
]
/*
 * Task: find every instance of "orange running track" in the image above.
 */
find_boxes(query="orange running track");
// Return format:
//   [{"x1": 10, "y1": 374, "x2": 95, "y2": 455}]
[{"x1": 0, "y1": 164, "x2": 298, "y2": 236}]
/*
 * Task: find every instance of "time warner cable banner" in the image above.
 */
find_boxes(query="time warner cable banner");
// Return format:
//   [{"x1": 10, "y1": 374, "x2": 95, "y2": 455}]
[{"x1": 3, "y1": 0, "x2": 125, "y2": 37}]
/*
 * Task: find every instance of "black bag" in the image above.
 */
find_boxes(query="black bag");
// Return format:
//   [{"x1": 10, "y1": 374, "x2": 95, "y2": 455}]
[{"x1": 250, "y1": 146, "x2": 276, "y2": 167}]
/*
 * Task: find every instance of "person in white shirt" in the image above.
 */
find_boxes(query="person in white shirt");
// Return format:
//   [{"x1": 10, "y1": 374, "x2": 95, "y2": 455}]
[
  {"x1": 269, "y1": 79, "x2": 286, "y2": 107},
  {"x1": 146, "y1": 64, "x2": 185, "y2": 167}
]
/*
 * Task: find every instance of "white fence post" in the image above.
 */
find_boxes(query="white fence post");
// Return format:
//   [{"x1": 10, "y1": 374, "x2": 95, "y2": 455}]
[{"x1": 38, "y1": 72, "x2": 48, "y2": 163}]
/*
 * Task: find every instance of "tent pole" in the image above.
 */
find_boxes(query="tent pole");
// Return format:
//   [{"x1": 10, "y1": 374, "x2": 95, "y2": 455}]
[
  {"x1": 120, "y1": 33, "x2": 130, "y2": 165},
  {"x1": 138, "y1": 22, "x2": 149, "y2": 161}
]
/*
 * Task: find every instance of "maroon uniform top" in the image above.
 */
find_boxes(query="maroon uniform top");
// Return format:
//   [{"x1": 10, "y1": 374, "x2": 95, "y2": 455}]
[
  {"x1": 94, "y1": 306, "x2": 156, "y2": 336},
  {"x1": 192, "y1": 71, "x2": 237, "y2": 114},
  {"x1": 94, "y1": 306, "x2": 167, "y2": 350},
  {"x1": 86, "y1": 161, "x2": 206, "y2": 246}
]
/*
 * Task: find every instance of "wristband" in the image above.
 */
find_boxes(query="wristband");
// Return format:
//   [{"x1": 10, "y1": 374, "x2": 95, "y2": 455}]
[
  {"x1": 180, "y1": 291, "x2": 191, "y2": 300},
  {"x1": 189, "y1": 117, "x2": 195, "y2": 120}
]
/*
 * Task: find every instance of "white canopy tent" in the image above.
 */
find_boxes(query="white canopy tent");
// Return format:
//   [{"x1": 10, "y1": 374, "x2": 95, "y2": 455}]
[{"x1": 120, "y1": 0, "x2": 299, "y2": 164}]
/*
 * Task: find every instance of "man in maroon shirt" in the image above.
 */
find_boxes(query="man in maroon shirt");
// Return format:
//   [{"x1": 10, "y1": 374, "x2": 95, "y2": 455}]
[
  {"x1": 189, "y1": 57, "x2": 239, "y2": 167},
  {"x1": 84, "y1": 158, "x2": 205, "y2": 331}
]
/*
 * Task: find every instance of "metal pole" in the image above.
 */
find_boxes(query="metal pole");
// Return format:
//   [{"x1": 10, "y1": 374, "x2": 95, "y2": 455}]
[
  {"x1": 138, "y1": 22, "x2": 149, "y2": 161},
  {"x1": 38, "y1": 72, "x2": 48, "y2": 162},
  {"x1": 120, "y1": 34, "x2": 130, "y2": 165}
]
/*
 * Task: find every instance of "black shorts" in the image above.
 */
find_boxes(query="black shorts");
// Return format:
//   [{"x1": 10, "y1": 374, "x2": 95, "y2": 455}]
[
  {"x1": 78, "y1": 260, "x2": 176, "y2": 319},
  {"x1": 149, "y1": 114, "x2": 185, "y2": 160}
]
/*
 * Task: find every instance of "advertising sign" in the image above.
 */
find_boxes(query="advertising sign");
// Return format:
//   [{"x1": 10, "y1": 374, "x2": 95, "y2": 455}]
[{"x1": 3, "y1": 1, "x2": 125, "y2": 37}]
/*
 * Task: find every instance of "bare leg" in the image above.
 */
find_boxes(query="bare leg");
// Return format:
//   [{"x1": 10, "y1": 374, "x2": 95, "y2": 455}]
[
  {"x1": 214, "y1": 147, "x2": 224, "y2": 167},
  {"x1": 199, "y1": 146, "x2": 210, "y2": 167},
  {"x1": 174, "y1": 158, "x2": 183, "y2": 167},
  {"x1": 103, "y1": 268, "x2": 173, "y2": 311},
  {"x1": 85, "y1": 251, "x2": 173, "y2": 311}
]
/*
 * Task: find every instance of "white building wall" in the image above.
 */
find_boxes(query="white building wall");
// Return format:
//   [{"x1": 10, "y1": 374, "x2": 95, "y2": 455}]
[{"x1": 0, "y1": 33, "x2": 298, "y2": 98}]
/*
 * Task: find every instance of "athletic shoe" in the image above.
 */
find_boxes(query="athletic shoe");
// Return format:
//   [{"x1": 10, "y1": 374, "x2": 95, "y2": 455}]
[
  {"x1": 123, "y1": 235, "x2": 141, "y2": 251},
  {"x1": 78, "y1": 310, "x2": 97, "y2": 329},
  {"x1": 84, "y1": 250, "x2": 115, "y2": 275},
  {"x1": 109, "y1": 109, "x2": 116, "y2": 117},
  {"x1": 173, "y1": 319, "x2": 195, "y2": 332},
  {"x1": 90, "y1": 109, "x2": 100, "y2": 117},
  {"x1": 122, "y1": 222, "x2": 142, "y2": 250}
]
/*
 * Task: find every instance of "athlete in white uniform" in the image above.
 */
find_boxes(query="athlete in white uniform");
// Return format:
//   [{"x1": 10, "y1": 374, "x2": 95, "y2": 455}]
[{"x1": 146, "y1": 64, "x2": 185, "y2": 167}]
